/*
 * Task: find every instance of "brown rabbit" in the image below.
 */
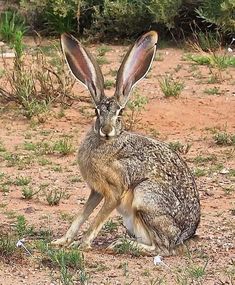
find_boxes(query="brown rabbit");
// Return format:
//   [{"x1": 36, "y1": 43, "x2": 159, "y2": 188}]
[{"x1": 52, "y1": 31, "x2": 200, "y2": 255}]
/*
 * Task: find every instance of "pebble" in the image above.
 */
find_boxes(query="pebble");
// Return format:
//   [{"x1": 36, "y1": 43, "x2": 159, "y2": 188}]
[{"x1": 1, "y1": 52, "x2": 15, "y2": 58}]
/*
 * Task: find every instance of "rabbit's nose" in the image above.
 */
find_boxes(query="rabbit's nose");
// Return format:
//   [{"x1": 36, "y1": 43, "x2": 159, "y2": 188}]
[{"x1": 100, "y1": 125, "x2": 115, "y2": 137}]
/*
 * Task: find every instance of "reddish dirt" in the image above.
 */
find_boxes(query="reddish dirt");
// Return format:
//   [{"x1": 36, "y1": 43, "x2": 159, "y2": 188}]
[{"x1": 0, "y1": 41, "x2": 234, "y2": 284}]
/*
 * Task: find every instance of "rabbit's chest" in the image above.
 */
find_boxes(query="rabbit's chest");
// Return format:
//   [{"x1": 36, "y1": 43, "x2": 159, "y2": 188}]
[{"x1": 78, "y1": 148, "x2": 124, "y2": 195}]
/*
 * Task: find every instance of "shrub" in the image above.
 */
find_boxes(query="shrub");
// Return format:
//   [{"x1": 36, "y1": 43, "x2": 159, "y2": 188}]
[
  {"x1": 159, "y1": 75, "x2": 184, "y2": 98},
  {"x1": 196, "y1": 0, "x2": 235, "y2": 34},
  {"x1": 20, "y1": 0, "x2": 77, "y2": 35},
  {"x1": 0, "y1": 9, "x2": 28, "y2": 45}
]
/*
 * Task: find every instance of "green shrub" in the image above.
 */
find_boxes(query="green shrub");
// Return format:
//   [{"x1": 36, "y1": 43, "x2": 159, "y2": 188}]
[
  {"x1": 0, "y1": 10, "x2": 27, "y2": 45},
  {"x1": 159, "y1": 75, "x2": 184, "y2": 98},
  {"x1": 196, "y1": 0, "x2": 235, "y2": 34},
  {"x1": 20, "y1": 0, "x2": 77, "y2": 35}
]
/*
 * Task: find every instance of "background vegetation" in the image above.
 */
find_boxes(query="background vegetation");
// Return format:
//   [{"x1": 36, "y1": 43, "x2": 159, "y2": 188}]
[{"x1": 1, "y1": 0, "x2": 234, "y2": 41}]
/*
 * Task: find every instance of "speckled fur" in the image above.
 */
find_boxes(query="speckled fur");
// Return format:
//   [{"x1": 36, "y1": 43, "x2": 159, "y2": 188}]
[
  {"x1": 78, "y1": 128, "x2": 200, "y2": 253},
  {"x1": 53, "y1": 31, "x2": 200, "y2": 255}
]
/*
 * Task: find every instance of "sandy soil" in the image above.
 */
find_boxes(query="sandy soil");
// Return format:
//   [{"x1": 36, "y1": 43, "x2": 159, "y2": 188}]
[{"x1": 0, "y1": 41, "x2": 234, "y2": 285}]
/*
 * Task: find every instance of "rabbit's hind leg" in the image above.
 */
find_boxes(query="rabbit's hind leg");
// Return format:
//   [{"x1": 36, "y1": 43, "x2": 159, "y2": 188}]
[{"x1": 133, "y1": 180, "x2": 181, "y2": 256}]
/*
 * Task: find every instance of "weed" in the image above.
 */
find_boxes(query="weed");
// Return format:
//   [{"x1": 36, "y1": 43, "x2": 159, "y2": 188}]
[
  {"x1": 15, "y1": 215, "x2": 34, "y2": 237},
  {"x1": 174, "y1": 64, "x2": 182, "y2": 73},
  {"x1": 14, "y1": 176, "x2": 31, "y2": 186},
  {"x1": 191, "y1": 31, "x2": 221, "y2": 52},
  {"x1": 204, "y1": 86, "x2": 221, "y2": 95},
  {"x1": 108, "y1": 69, "x2": 118, "y2": 77},
  {"x1": 113, "y1": 238, "x2": 141, "y2": 256},
  {"x1": 193, "y1": 154, "x2": 217, "y2": 165},
  {"x1": 229, "y1": 169, "x2": 235, "y2": 177},
  {"x1": 53, "y1": 138, "x2": 74, "y2": 155},
  {"x1": 159, "y1": 75, "x2": 184, "y2": 98},
  {"x1": 118, "y1": 261, "x2": 129, "y2": 277},
  {"x1": 69, "y1": 176, "x2": 82, "y2": 183},
  {"x1": 49, "y1": 248, "x2": 84, "y2": 270},
  {"x1": 97, "y1": 45, "x2": 111, "y2": 56},
  {"x1": 0, "y1": 142, "x2": 6, "y2": 152},
  {"x1": 208, "y1": 163, "x2": 224, "y2": 175},
  {"x1": 194, "y1": 168, "x2": 207, "y2": 177},
  {"x1": 0, "y1": 10, "x2": 27, "y2": 45},
  {"x1": 186, "y1": 53, "x2": 235, "y2": 69},
  {"x1": 154, "y1": 52, "x2": 164, "y2": 61},
  {"x1": 104, "y1": 79, "x2": 115, "y2": 90},
  {"x1": 126, "y1": 90, "x2": 148, "y2": 130},
  {"x1": 187, "y1": 260, "x2": 208, "y2": 281},
  {"x1": 3, "y1": 152, "x2": 32, "y2": 169},
  {"x1": 39, "y1": 243, "x2": 86, "y2": 285},
  {"x1": 0, "y1": 68, "x2": 5, "y2": 78},
  {"x1": 24, "y1": 141, "x2": 52, "y2": 155},
  {"x1": 168, "y1": 141, "x2": 191, "y2": 154},
  {"x1": 0, "y1": 232, "x2": 20, "y2": 258},
  {"x1": 1, "y1": 184, "x2": 10, "y2": 195},
  {"x1": 96, "y1": 56, "x2": 109, "y2": 65},
  {"x1": 207, "y1": 74, "x2": 221, "y2": 84},
  {"x1": 223, "y1": 186, "x2": 234, "y2": 195},
  {"x1": 213, "y1": 132, "x2": 235, "y2": 146},
  {"x1": 46, "y1": 189, "x2": 67, "y2": 206},
  {"x1": 38, "y1": 157, "x2": 52, "y2": 166},
  {"x1": 22, "y1": 186, "x2": 41, "y2": 200},
  {"x1": 103, "y1": 219, "x2": 118, "y2": 233},
  {"x1": 51, "y1": 164, "x2": 63, "y2": 172}
]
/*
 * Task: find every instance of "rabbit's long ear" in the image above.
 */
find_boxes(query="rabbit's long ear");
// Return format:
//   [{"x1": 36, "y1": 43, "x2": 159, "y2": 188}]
[
  {"x1": 115, "y1": 31, "x2": 158, "y2": 107},
  {"x1": 61, "y1": 33, "x2": 104, "y2": 106}
]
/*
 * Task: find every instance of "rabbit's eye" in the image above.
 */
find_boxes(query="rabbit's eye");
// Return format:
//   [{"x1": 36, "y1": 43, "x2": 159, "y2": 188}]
[
  {"x1": 95, "y1": 108, "x2": 100, "y2": 116},
  {"x1": 119, "y1": 108, "x2": 124, "y2": 116}
]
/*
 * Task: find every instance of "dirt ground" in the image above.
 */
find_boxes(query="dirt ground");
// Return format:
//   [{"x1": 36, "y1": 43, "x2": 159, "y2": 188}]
[{"x1": 0, "y1": 40, "x2": 234, "y2": 285}]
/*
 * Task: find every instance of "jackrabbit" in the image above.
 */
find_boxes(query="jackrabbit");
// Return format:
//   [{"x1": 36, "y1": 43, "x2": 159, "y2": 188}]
[{"x1": 52, "y1": 31, "x2": 200, "y2": 255}]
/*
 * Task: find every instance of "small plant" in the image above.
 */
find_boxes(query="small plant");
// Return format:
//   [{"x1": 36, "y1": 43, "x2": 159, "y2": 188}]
[
  {"x1": 187, "y1": 53, "x2": 235, "y2": 69},
  {"x1": 187, "y1": 260, "x2": 208, "y2": 281},
  {"x1": 97, "y1": 45, "x2": 111, "y2": 56},
  {"x1": 159, "y1": 75, "x2": 184, "y2": 98},
  {"x1": 39, "y1": 244, "x2": 86, "y2": 285},
  {"x1": 0, "y1": 10, "x2": 27, "y2": 45},
  {"x1": 15, "y1": 215, "x2": 34, "y2": 237},
  {"x1": 96, "y1": 56, "x2": 109, "y2": 65},
  {"x1": 193, "y1": 154, "x2": 217, "y2": 165},
  {"x1": 194, "y1": 168, "x2": 207, "y2": 177},
  {"x1": 204, "y1": 86, "x2": 221, "y2": 95},
  {"x1": 213, "y1": 132, "x2": 235, "y2": 146},
  {"x1": 113, "y1": 238, "x2": 141, "y2": 256},
  {"x1": 14, "y1": 176, "x2": 31, "y2": 186},
  {"x1": 207, "y1": 74, "x2": 221, "y2": 84},
  {"x1": 191, "y1": 31, "x2": 221, "y2": 52},
  {"x1": 103, "y1": 219, "x2": 118, "y2": 233},
  {"x1": 53, "y1": 138, "x2": 74, "y2": 155},
  {"x1": 24, "y1": 141, "x2": 53, "y2": 155},
  {"x1": 168, "y1": 141, "x2": 191, "y2": 154},
  {"x1": 22, "y1": 186, "x2": 41, "y2": 200},
  {"x1": 104, "y1": 79, "x2": 115, "y2": 90},
  {"x1": 0, "y1": 142, "x2": 6, "y2": 152},
  {"x1": 126, "y1": 90, "x2": 148, "y2": 130},
  {"x1": 0, "y1": 232, "x2": 20, "y2": 258},
  {"x1": 46, "y1": 189, "x2": 67, "y2": 206}
]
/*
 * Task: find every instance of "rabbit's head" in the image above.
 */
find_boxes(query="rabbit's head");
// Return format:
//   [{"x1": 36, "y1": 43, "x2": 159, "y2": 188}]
[{"x1": 61, "y1": 31, "x2": 158, "y2": 140}]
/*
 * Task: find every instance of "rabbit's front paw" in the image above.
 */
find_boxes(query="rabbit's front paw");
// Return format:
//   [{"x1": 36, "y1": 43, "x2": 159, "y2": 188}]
[
  {"x1": 51, "y1": 236, "x2": 73, "y2": 247},
  {"x1": 69, "y1": 240, "x2": 91, "y2": 251}
]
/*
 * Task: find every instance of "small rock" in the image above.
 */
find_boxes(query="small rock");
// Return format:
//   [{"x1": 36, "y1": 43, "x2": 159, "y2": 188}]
[
  {"x1": 1, "y1": 52, "x2": 15, "y2": 58},
  {"x1": 220, "y1": 168, "x2": 229, "y2": 174},
  {"x1": 24, "y1": 207, "x2": 36, "y2": 213}
]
